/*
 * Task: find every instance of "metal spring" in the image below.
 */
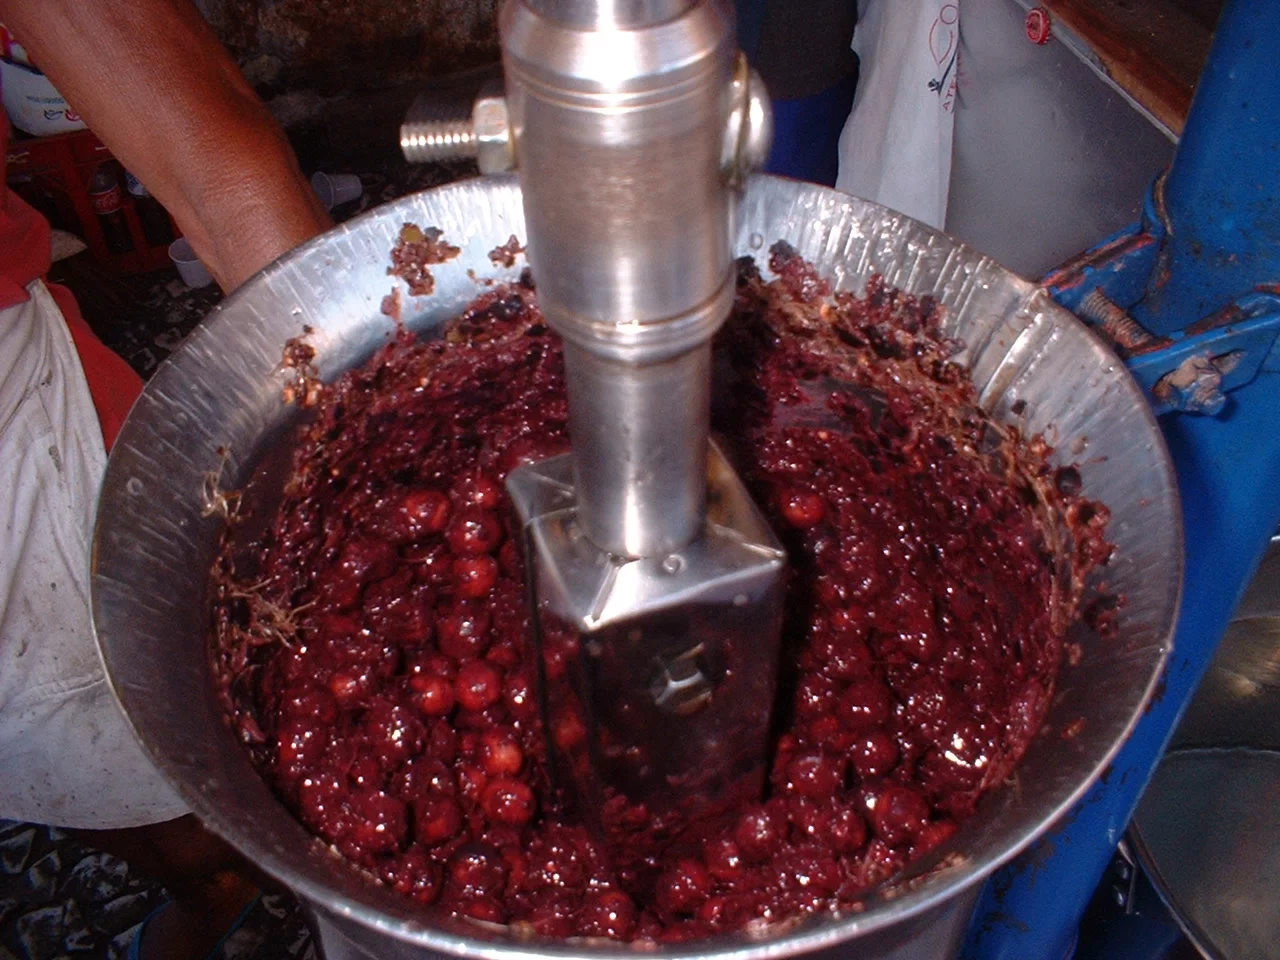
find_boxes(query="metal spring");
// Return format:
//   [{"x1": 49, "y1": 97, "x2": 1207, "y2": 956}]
[{"x1": 1079, "y1": 289, "x2": 1154, "y2": 351}]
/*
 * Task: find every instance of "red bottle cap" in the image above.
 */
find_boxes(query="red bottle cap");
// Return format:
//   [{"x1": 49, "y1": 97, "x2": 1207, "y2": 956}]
[{"x1": 1026, "y1": 6, "x2": 1052, "y2": 45}]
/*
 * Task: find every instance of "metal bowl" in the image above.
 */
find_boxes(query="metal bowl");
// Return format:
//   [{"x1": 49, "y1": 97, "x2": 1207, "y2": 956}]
[{"x1": 91, "y1": 175, "x2": 1182, "y2": 959}]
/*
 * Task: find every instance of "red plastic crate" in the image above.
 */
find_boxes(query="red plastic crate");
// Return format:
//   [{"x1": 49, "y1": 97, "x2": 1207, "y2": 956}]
[{"x1": 6, "y1": 127, "x2": 179, "y2": 273}]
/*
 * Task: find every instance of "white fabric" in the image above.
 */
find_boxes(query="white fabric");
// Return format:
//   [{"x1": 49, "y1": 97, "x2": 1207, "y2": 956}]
[
  {"x1": 0, "y1": 279, "x2": 188, "y2": 828},
  {"x1": 836, "y1": 0, "x2": 960, "y2": 229}
]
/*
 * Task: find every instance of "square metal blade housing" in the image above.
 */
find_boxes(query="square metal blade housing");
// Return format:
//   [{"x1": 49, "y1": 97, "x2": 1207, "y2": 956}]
[{"x1": 507, "y1": 442, "x2": 787, "y2": 844}]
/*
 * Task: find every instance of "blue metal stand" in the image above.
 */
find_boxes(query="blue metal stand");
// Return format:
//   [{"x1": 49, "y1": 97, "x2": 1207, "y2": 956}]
[{"x1": 964, "y1": 1, "x2": 1280, "y2": 956}]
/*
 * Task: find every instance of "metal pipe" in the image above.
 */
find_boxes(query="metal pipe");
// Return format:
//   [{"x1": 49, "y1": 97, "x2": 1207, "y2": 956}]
[
  {"x1": 527, "y1": 0, "x2": 694, "y2": 29},
  {"x1": 562, "y1": 343, "x2": 710, "y2": 557},
  {"x1": 501, "y1": 0, "x2": 735, "y2": 557}
]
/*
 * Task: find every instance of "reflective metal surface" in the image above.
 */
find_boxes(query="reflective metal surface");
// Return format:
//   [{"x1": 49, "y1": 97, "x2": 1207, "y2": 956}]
[
  {"x1": 526, "y1": 0, "x2": 693, "y2": 30},
  {"x1": 502, "y1": 0, "x2": 742, "y2": 557},
  {"x1": 502, "y1": 0, "x2": 782, "y2": 816},
  {"x1": 508, "y1": 442, "x2": 786, "y2": 823},
  {"x1": 92, "y1": 175, "x2": 1181, "y2": 959},
  {"x1": 1131, "y1": 545, "x2": 1280, "y2": 960}
]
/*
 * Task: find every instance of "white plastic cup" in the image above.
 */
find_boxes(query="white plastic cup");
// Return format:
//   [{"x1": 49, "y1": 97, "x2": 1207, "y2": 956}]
[
  {"x1": 168, "y1": 237, "x2": 215, "y2": 288},
  {"x1": 311, "y1": 171, "x2": 363, "y2": 210}
]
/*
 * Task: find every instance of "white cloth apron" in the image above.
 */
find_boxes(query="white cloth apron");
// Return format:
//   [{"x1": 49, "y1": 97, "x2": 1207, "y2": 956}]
[
  {"x1": 836, "y1": 0, "x2": 960, "y2": 229},
  {"x1": 0, "y1": 279, "x2": 187, "y2": 828}
]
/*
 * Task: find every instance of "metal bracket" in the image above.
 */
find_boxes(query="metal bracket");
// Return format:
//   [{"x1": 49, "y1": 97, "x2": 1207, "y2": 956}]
[{"x1": 1044, "y1": 172, "x2": 1280, "y2": 416}]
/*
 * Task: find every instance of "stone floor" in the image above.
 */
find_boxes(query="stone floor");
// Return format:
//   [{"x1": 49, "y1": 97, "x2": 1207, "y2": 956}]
[{"x1": 0, "y1": 820, "x2": 316, "y2": 960}]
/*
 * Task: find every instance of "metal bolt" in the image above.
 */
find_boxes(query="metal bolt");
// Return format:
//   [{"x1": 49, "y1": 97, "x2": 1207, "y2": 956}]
[
  {"x1": 401, "y1": 87, "x2": 514, "y2": 174},
  {"x1": 1077, "y1": 290, "x2": 1156, "y2": 352},
  {"x1": 473, "y1": 91, "x2": 516, "y2": 175},
  {"x1": 651, "y1": 645, "x2": 715, "y2": 715},
  {"x1": 401, "y1": 109, "x2": 476, "y2": 164},
  {"x1": 1155, "y1": 352, "x2": 1228, "y2": 415}
]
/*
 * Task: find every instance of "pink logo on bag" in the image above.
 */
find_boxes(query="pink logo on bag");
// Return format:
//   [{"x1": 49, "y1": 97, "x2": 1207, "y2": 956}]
[{"x1": 926, "y1": 4, "x2": 960, "y2": 112}]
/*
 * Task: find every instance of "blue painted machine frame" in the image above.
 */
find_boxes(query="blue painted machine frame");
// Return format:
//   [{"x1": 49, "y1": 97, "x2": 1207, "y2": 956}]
[{"x1": 964, "y1": 0, "x2": 1280, "y2": 956}]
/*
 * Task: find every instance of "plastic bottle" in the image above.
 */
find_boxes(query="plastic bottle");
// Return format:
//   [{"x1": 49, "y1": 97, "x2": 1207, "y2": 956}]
[
  {"x1": 125, "y1": 171, "x2": 174, "y2": 247},
  {"x1": 87, "y1": 164, "x2": 135, "y2": 254}
]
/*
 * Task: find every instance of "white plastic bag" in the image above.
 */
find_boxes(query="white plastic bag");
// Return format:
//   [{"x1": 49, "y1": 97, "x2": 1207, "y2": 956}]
[{"x1": 836, "y1": 0, "x2": 959, "y2": 229}]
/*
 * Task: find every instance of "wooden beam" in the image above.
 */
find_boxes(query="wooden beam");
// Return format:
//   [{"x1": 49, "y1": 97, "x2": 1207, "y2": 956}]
[{"x1": 1039, "y1": 0, "x2": 1220, "y2": 134}]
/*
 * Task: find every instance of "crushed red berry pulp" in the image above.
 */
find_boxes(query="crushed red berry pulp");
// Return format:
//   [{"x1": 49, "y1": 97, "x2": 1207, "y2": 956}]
[{"x1": 211, "y1": 242, "x2": 1114, "y2": 943}]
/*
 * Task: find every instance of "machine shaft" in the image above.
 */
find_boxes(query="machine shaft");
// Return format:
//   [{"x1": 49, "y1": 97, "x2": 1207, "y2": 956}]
[
  {"x1": 501, "y1": 0, "x2": 786, "y2": 834},
  {"x1": 502, "y1": 0, "x2": 735, "y2": 558}
]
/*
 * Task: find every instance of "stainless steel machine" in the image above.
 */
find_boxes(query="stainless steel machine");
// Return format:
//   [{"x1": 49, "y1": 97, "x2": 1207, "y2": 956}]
[
  {"x1": 498, "y1": 0, "x2": 786, "y2": 827},
  {"x1": 91, "y1": 1, "x2": 1182, "y2": 958}
]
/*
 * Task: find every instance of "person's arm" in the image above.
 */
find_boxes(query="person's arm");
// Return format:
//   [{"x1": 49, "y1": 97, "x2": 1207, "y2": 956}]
[{"x1": 0, "y1": 0, "x2": 331, "y2": 291}]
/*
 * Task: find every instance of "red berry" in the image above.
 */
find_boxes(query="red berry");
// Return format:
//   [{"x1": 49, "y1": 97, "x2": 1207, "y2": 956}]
[
  {"x1": 918, "y1": 717, "x2": 991, "y2": 795},
  {"x1": 425, "y1": 718, "x2": 458, "y2": 763},
  {"x1": 336, "y1": 538, "x2": 398, "y2": 585},
  {"x1": 787, "y1": 796, "x2": 830, "y2": 841},
  {"x1": 913, "y1": 818, "x2": 958, "y2": 855},
  {"x1": 478, "y1": 730, "x2": 524, "y2": 776},
  {"x1": 448, "y1": 842, "x2": 508, "y2": 896},
  {"x1": 580, "y1": 888, "x2": 638, "y2": 940},
  {"x1": 346, "y1": 790, "x2": 408, "y2": 854},
  {"x1": 848, "y1": 728, "x2": 900, "y2": 778},
  {"x1": 809, "y1": 713, "x2": 854, "y2": 751},
  {"x1": 279, "y1": 687, "x2": 338, "y2": 724},
  {"x1": 527, "y1": 889, "x2": 578, "y2": 939},
  {"x1": 453, "y1": 555, "x2": 499, "y2": 600},
  {"x1": 446, "y1": 509, "x2": 503, "y2": 556},
  {"x1": 734, "y1": 804, "x2": 786, "y2": 863},
  {"x1": 701, "y1": 836, "x2": 744, "y2": 882},
  {"x1": 276, "y1": 718, "x2": 327, "y2": 777},
  {"x1": 888, "y1": 617, "x2": 942, "y2": 664},
  {"x1": 455, "y1": 661, "x2": 503, "y2": 712},
  {"x1": 816, "y1": 635, "x2": 872, "y2": 682},
  {"x1": 415, "y1": 793, "x2": 464, "y2": 846},
  {"x1": 828, "y1": 804, "x2": 869, "y2": 854},
  {"x1": 869, "y1": 784, "x2": 931, "y2": 846},
  {"x1": 837, "y1": 679, "x2": 894, "y2": 731},
  {"x1": 347, "y1": 753, "x2": 384, "y2": 790},
  {"x1": 387, "y1": 489, "x2": 451, "y2": 542},
  {"x1": 498, "y1": 539, "x2": 522, "y2": 576},
  {"x1": 383, "y1": 850, "x2": 442, "y2": 904},
  {"x1": 437, "y1": 606, "x2": 492, "y2": 659},
  {"x1": 780, "y1": 488, "x2": 826, "y2": 528},
  {"x1": 793, "y1": 673, "x2": 838, "y2": 718},
  {"x1": 786, "y1": 750, "x2": 843, "y2": 798},
  {"x1": 551, "y1": 705, "x2": 586, "y2": 751},
  {"x1": 360, "y1": 699, "x2": 426, "y2": 770},
  {"x1": 412, "y1": 674, "x2": 456, "y2": 717},
  {"x1": 503, "y1": 671, "x2": 538, "y2": 720},
  {"x1": 656, "y1": 858, "x2": 713, "y2": 916},
  {"x1": 452, "y1": 474, "x2": 503, "y2": 510},
  {"x1": 392, "y1": 757, "x2": 455, "y2": 798},
  {"x1": 297, "y1": 771, "x2": 348, "y2": 839},
  {"x1": 774, "y1": 845, "x2": 841, "y2": 895},
  {"x1": 457, "y1": 764, "x2": 489, "y2": 807},
  {"x1": 482, "y1": 777, "x2": 537, "y2": 825}
]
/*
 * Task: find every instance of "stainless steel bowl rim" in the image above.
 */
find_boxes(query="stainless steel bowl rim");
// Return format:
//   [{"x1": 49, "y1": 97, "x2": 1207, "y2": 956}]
[{"x1": 92, "y1": 174, "x2": 1183, "y2": 959}]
